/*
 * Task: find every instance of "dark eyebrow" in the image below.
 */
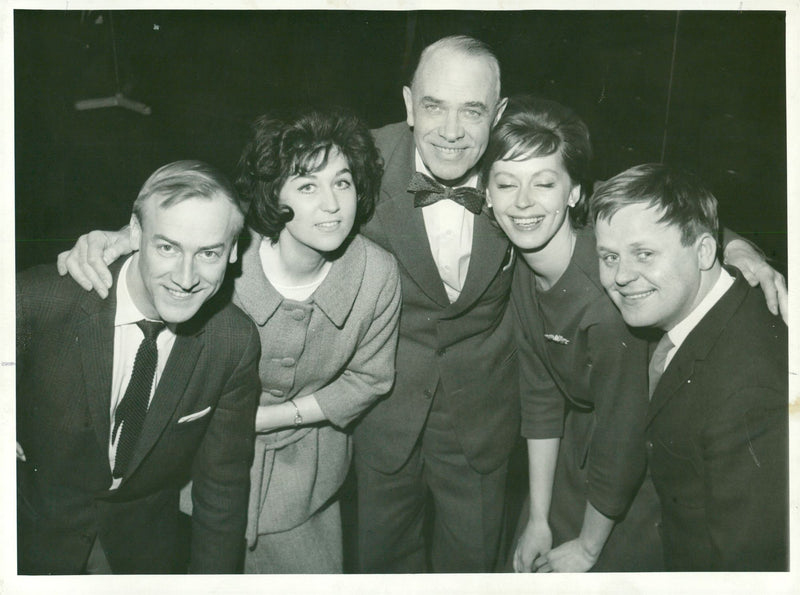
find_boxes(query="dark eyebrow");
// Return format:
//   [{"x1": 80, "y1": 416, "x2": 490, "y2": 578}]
[{"x1": 420, "y1": 96, "x2": 443, "y2": 105}]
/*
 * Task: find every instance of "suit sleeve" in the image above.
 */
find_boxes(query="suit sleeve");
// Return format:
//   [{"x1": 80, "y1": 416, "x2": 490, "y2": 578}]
[
  {"x1": 584, "y1": 319, "x2": 650, "y2": 518},
  {"x1": 703, "y1": 386, "x2": 788, "y2": 570},
  {"x1": 188, "y1": 322, "x2": 261, "y2": 574},
  {"x1": 314, "y1": 257, "x2": 401, "y2": 428}
]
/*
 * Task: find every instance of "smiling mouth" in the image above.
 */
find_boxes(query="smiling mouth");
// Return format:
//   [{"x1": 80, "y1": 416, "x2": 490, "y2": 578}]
[
  {"x1": 619, "y1": 289, "x2": 655, "y2": 301},
  {"x1": 165, "y1": 287, "x2": 198, "y2": 300},
  {"x1": 315, "y1": 221, "x2": 342, "y2": 231},
  {"x1": 432, "y1": 145, "x2": 467, "y2": 156},
  {"x1": 510, "y1": 215, "x2": 545, "y2": 230}
]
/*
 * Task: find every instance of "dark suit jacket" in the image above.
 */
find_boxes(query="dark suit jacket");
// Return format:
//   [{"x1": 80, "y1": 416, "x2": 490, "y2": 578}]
[
  {"x1": 16, "y1": 259, "x2": 261, "y2": 574},
  {"x1": 646, "y1": 271, "x2": 787, "y2": 571},
  {"x1": 353, "y1": 122, "x2": 519, "y2": 474}
]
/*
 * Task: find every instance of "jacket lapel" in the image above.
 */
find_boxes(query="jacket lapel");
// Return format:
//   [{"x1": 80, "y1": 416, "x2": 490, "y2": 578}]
[
  {"x1": 124, "y1": 325, "x2": 205, "y2": 480},
  {"x1": 375, "y1": 126, "x2": 450, "y2": 308},
  {"x1": 443, "y1": 211, "x2": 510, "y2": 319},
  {"x1": 646, "y1": 271, "x2": 749, "y2": 425},
  {"x1": 78, "y1": 287, "x2": 118, "y2": 465}
]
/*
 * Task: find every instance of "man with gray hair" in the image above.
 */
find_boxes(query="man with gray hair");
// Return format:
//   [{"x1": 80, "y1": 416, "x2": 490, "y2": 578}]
[{"x1": 352, "y1": 35, "x2": 517, "y2": 572}]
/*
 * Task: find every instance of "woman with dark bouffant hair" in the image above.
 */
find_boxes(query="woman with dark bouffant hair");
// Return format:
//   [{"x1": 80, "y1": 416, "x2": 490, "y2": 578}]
[
  {"x1": 225, "y1": 107, "x2": 401, "y2": 573},
  {"x1": 481, "y1": 95, "x2": 663, "y2": 572}
]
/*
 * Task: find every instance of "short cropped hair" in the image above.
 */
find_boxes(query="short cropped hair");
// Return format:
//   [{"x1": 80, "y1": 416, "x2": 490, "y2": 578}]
[
  {"x1": 590, "y1": 163, "x2": 719, "y2": 246},
  {"x1": 411, "y1": 35, "x2": 502, "y2": 100},
  {"x1": 236, "y1": 108, "x2": 383, "y2": 243},
  {"x1": 481, "y1": 95, "x2": 593, "y2": 226},
  {"x1": 133, "y1": 160, "x2": 245, "y2": 235}
]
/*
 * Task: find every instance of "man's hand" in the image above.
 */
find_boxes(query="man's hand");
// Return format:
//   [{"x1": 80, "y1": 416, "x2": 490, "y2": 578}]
[
  {"x1": 16, "y1": 442, "x2": 26, "y2": 462},
  {"x1": 56, "y1": 227, "x2": 132, "y2": 299},
  {"x1": 724, "y1": 238, "x2": 788, "y2": 323},
  {"x1": 541, "y1": 537, "x2": 600, "y2": 573},
  {"x1": 513, "y1": 518, "x2": 553, "y2": 572}
]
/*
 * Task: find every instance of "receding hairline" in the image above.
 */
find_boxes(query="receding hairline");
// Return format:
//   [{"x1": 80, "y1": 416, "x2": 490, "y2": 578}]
[
  {"x1": 134, "y1": 190, "x2": 245, "y2": 237},
  {"x1": 410, "y1": 37, "x2": 502, "y2": 100}
]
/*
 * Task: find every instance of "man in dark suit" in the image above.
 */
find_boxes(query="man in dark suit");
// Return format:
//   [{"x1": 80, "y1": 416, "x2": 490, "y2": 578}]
[
  {"x1": 350, "y1": 35, "x2": 517, "y2": 572},
  {"x1": 591, "y1": 163, "x2": 788, "y2": 571},
  {"x1": 17, "y1": 160, "x2": 261, "y2": 574}
]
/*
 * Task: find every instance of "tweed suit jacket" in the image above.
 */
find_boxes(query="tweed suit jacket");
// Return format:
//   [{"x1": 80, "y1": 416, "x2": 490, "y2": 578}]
[
  {"x1": 16, "y1": 259, "x2": 261, "y2": 574},
  {"x1": 646, "y1": 271, "x2": 788, "y2": 571},
  {"x1": 354, "y1": 121, "x2": 520, "y2": 474}
]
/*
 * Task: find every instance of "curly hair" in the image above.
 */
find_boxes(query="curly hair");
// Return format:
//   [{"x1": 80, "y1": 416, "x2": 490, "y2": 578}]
[
  {"x1": 480, "y1": 95, "x2": 593, "y2": 227},
  {"x1": 235, "y1": 108, "x2": 383, "y2": 243}
]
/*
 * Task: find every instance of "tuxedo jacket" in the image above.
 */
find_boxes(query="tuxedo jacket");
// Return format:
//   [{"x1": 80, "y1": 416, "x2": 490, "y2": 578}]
[
  {"x1": 354, "y1": 122, "x2": 519, "y2": 474},
  {"x1": 646, "y1": 271, "x2": 788, "y2": 571},
  {"x1": 16, "y1": 260, "x2": 261, "y2": 574}
]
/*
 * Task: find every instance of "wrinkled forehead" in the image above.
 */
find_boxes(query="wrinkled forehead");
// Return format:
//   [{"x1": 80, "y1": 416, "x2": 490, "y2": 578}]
[
  {"x1": 413, "y1": 50, "x2": 500, "y2": 101},
  {"x1": 139, "y1": 192, "x2": 244, "y2": 233}
]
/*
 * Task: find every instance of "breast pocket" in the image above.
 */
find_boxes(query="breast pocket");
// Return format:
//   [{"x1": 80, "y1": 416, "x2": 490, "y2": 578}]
[{"x1": 173, "y1": 406, "x2": 214, "y2": 435}]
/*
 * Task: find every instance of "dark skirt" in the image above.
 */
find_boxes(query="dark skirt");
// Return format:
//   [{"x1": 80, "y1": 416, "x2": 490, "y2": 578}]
[{"x1": 513, "y1": 408, "x2": 664, "y2": 572}]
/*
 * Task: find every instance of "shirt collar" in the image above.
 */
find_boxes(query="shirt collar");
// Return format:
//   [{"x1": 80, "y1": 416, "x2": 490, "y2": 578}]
[
  {"x1": 666, "y1": 267, "x2": 735, "y2": 353},
  {"x1": 414, "y1": 149, "x2": 478, "y2": 190},
  {"x1": 236, "y1": 230, "x2": 366, "y2": 328},
  {"x1": 114, "y1": 256, "x2": 154, "y2": 326}
]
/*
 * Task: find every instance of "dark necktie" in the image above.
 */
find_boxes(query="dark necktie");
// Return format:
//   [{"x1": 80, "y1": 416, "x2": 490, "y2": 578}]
[
  {"x1": 648, "y1": 333, "x2": 674, "y2": 399},
  {"x1": 408, "y1": 172, "x2": 485, "y2": 215},
  {"x1": 112, "y1": 320, "x2": 165, "y2": 478}
]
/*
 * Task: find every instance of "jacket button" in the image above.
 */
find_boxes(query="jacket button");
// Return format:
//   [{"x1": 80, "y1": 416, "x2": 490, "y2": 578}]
[
  {"x1": 280, "y1": 357, "x2": 296, "y2": 367},
  {"x1": 291, "y1": 309, "x2": 305, "y2": 321},
  {"x1": 646, "y1": 441, "x2": 654, "y2": 450},
  {"x1": 80, "y1": 533, "x2": 93, "y2": 544},
  {"x1": 436, "y1": 348, "x2": 446, "y2": 357},
  {"x1": 423, "y1": 389, "x2": 433, "y2": 399}
]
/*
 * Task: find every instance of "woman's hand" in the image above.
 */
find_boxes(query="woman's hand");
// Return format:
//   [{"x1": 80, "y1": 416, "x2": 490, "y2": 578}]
[
  {"x1": 513, "y1": 518, "x2": 553, "y2": 572},
  {"x1": 541, "y1": 537, "x2": 600, "y2": 573}
]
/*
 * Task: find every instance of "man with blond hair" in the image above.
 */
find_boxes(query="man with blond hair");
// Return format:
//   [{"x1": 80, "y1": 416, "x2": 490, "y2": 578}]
[{"x1": 17, "y1": 161, "x2": 261, "y2": 574}]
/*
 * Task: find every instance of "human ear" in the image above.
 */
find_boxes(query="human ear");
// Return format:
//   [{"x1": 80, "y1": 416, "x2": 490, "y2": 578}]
[
  {"x1": 228, "y1": 239, "x2": 239, "y2": 264},
  {"x1": 567, "y1": 184, "x2": 582, "y2": 208},
  {"x1": 696, "y1": 232, "x2": 718, "y2": 271},
  {"x1": 493, "y1": 97, "x2": 509, "y2": 126},
  {"x1": 402, "y1": 86, "x2": 414, "y2": 128},
  {"x1": 129, "y1": 214, "x2": 142, "y2": 251}
]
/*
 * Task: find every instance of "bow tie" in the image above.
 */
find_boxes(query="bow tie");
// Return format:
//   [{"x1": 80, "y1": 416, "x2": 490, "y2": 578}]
[{"x1": 407, "y1": 172, "x2": 484, "y2": 215}]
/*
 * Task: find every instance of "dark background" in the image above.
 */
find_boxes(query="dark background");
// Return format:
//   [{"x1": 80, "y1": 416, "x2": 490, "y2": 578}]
[{"x1": 15, "y1": 9, "x2": 786, "y2": 272}]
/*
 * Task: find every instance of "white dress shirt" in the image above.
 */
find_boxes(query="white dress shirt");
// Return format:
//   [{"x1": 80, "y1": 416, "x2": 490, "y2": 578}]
[
  {"x1": 414, "y1": 150, "x2": 475, "y2": 303},
  {"x1": 108, "y1": 256, "x2": 176, "y2": 489},
  {"x1": 662, "y1": 267, "x2": 735, "y2": 370}
]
